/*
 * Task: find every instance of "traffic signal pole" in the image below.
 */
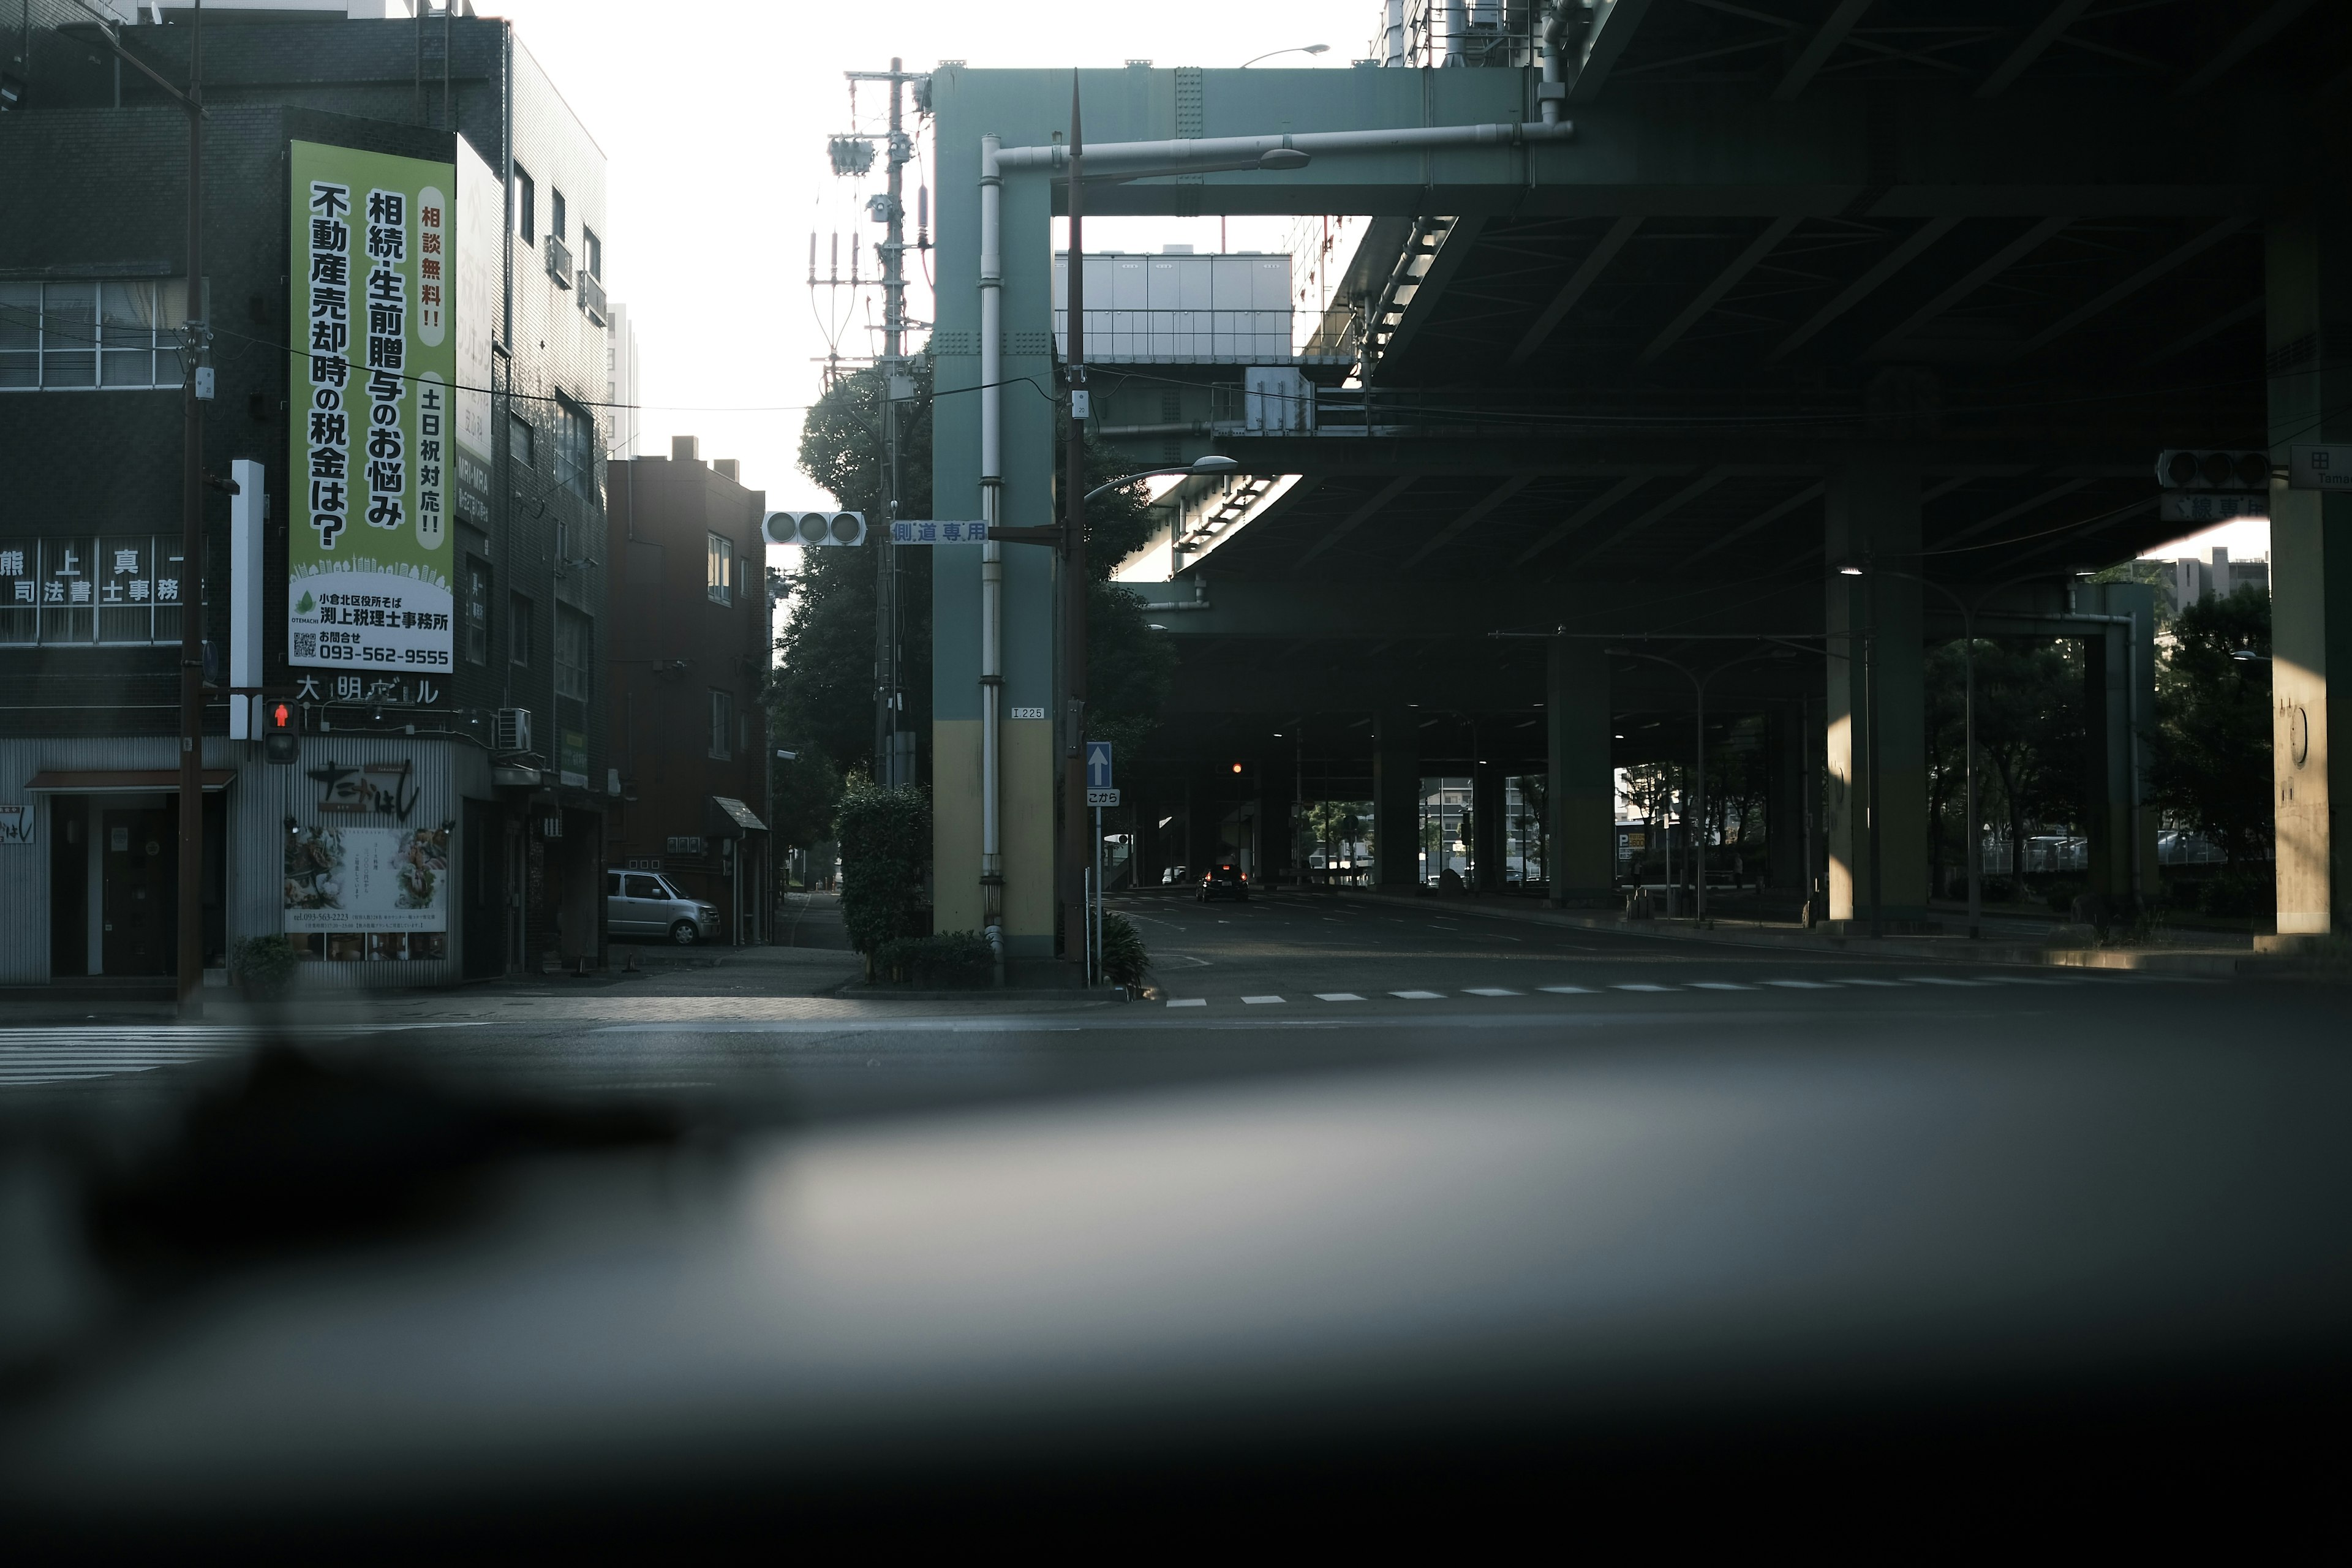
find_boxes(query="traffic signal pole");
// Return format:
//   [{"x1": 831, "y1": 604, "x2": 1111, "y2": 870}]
[
  {"x1": 176, "y1": 2, "x2": 208, "y2": 1017},
  {"x1": 1060, "y1": 76, "x2": 1090, "y2": 967}
]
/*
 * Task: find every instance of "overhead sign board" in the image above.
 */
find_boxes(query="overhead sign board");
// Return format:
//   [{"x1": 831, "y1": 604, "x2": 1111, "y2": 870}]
[
  {"x1": 2288, "y1": 445, "x2": 2352, "y2": 490},
  {"x1": 1087, "y1": 788, "x2": 1120, "y2": 808},
  {"x1": 886, "y1": 520, "x2": 989, "y2": 544},
  {"x1": 287, "y1": 140, "x2": 458, "y2": 676},
  {"x1": 2158, "y1": 491, "x2": 2266, "y2": 524},
  {"x1": 1085, "y1": 741, "x2": 1114, "y2": 790}
]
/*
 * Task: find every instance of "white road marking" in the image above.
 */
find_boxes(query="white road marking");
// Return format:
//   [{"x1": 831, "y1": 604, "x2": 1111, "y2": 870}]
[
  {"x1": 1902, "y1": 976, "x2": 1988, "y2": 987},
  {"x1": 1538, "y1": 986, "x2": 1597, "y2": 995},
  {"x1": 1166, "y1": 998, "x2": 1207, "y2": 1008},
  {"x1": 1464, "y1": 988, "x2": 1521, "y2": 997},
  {"x1": 1314, "y1": 993, "x2": 1366, "y2": 1001},
  {"x1": 1834, "y1": 978, "x2": 1907, "y2": 987},
  {"x1": 1612, "y1": 983, "x2": 1677, "y2": 992},
  {"x1": 1390, "y1": 990, "x2": 1445, "y2": 1000},
  {"x1": 1241, "y1": 995, "x2": 1286, "y2": 1005},
  {"x1": 1687, "y1": 981, "x2": 1756, "y2": 991},
  {"x1": 1763, "y1": 979, "x2": 1840, "y2": 989}
]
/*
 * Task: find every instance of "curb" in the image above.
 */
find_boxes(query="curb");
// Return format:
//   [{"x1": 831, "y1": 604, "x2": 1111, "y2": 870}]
[{"x1": 1324, "y1": 889, "x2": 2324, "y2": 978}]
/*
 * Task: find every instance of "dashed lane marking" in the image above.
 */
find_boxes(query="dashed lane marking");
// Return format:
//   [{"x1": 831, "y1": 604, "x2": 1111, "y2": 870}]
[
  {"x1": 1762, "y1": 979, "x2": 1840, "y2": 989},
  {"x1": 1390, "y1": 990, "x2": 1446, "y2": 1000},
  {"x1": 1166, "y1": 998, "x2": 1207, "y2": 1008},
  {"x1": 1464, "y1": 988, "x2": 1521, "y2": 997},
  {"x1": 1687, "y1": 981, "x2": 1756, "y2": 991},
  {"x1": 1315, "y1": 992, "x2": 1366, "y2": 1001},
  {"x1": 1539, "y1": 985, "x2": 1598, "y2": 994},
  {"x1": 1612, "y1": 983, "x2": 1676, "y2": 992},
  {"x1": 1241, "y1": 995, "x2": 1286, "y2": 1005}
]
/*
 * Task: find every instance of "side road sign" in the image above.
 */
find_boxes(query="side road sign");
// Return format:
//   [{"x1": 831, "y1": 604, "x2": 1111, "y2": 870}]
[
  {"x1": 2158, "y1": 492, "x2": 2266, "y2": 524},
  {"x1": 1085, "y1": 741, "x2": 1114, "y2": 790},
  {"x1": 2288, "y1": 446, "x2": 2352, "y2": 490},
  {"x1": 886, "y1": 520, "x2": 989, "y2": 543},
  {"x1": 1087, "y1": 788, "x2": 1120, "y2": 807}
]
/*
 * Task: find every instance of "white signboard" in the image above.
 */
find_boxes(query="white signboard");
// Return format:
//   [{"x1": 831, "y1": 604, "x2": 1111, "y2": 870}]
[
  {"x1": 1087, "y1": 788, "x2": 1120, "y2": 807},
  {"x1": 887, "y1": 520, "x2": 989, "y2": 544},
  {"x1": 0, "y1": 804, "x2": 31, "y2": 846},
  {"x1": 2288, "y1": 445, "x2": 2352, "y2": 491},
  {"x1": 2159, "y1": 491, "x2": 2266, "y2": 524},
  {"x1": 284, "y1": 824, "x2": 450, "y2": 933}
]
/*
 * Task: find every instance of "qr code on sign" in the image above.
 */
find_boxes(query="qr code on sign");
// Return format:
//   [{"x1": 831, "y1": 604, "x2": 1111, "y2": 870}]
[{"x1": 293, "y1": 634, "x2": 317, "y2": 658}]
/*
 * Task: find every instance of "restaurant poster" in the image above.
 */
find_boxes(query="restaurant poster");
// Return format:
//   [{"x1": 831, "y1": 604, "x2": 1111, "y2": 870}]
[
  {"x1": 287, "y1": 140, "x2": 457, "y2": 677},
  {"x1": 284, "y1": 824, "x2": 451, "y2": 935}
]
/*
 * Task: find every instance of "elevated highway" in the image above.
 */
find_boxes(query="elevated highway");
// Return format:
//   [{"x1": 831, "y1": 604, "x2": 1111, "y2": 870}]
[{"x1": 926, "y1": 3, "x2": 2351, "y2": 957}]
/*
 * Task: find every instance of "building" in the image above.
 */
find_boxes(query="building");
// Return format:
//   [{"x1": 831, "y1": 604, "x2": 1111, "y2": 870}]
[
  {"x1": 603, "y1": 437, "x2": 772, "y2": 944},
  {"x1": 2162, "y1": 547, "x2": 2270, "y2": 612},
  {"x1": 603, "y1": 299, "x2": 641, "y2": 461},
  {"x1": 0, "y1": 3, "x2": 614, "y2": 987}
]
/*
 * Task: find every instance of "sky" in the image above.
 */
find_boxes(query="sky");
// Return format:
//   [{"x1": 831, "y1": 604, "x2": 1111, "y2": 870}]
[{"x1": 478, "y1": 0, "x2": 1376, "y2": 518}]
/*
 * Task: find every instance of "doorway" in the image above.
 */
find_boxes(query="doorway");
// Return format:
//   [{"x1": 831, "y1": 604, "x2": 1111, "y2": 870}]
[{"x1": 100, "y1": 806, "x2": 176, "y2": 976}]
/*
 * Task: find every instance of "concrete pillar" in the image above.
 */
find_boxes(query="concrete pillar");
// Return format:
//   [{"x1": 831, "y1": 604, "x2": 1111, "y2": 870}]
[
  {"x1": 1767, "y1": 701, "x2": 1807, "y2": 893},
  {"x1": 1472, "y1": 746, "x2": 1504, "y2": 893},
  {"x1": 2079, "y1": 582, "x2": 2158, "y2": 909},
  {"x1": 1261, "y1": 758, "x2": 1296, "y2": 888},
  {"x1": 1547, "y1": 639, "x2": 1615, "y2": 906},
  {"x1": 1374, "y1": 709, "x2": 1420, "y2": 890},
  {"x1": 2267, "y1": 212, "x2": 2352, "y2": 935},
  {"x1": 1825, "y1": 459, "x2": 1928, "y2": 927}
]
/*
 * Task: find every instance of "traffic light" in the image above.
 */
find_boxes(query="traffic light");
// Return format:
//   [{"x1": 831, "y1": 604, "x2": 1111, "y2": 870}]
[
  {"x1": 2155, "y1": 450, "x2": 2271, "y2": 489},
  {"x1": 264, "y1": 699, "x2": 300, "y2": 764},
  {"x1": 763, "y1": 510, "x2": 867, "y2": 547}
]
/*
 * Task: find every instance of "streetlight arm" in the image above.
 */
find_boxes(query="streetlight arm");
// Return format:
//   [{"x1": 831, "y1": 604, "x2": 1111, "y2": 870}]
[{"x1": 1240, "y1": 45, "x2": 1332, "y2": 67}]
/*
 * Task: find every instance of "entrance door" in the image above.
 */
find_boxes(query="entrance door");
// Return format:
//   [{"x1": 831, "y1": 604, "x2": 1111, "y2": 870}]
[{"x1": 101, "y1": 807, "x2": 175, "y2": 976}]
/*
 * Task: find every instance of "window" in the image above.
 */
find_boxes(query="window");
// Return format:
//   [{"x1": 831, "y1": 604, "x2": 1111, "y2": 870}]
[
  {"x1": 0, "y1": 279, "x2": 187, "y2": 391},
  {"x1": 509, "y1": 592, "x2": 532, "y2": 666},
  {"x1": 551, "y1": 188, "x2": 567, "y2": 243},
  {"x1": 513, "y1": 164, "x2": 535, "y2": 244},
  {"x1": 555, "y1": 603, "x2": 592, "y2": 703},
  {"x1": 508, "y1": 410, "x2": 535, "y2": 468},
  {"x1": 462, "y1": 557, "x2": 491, "y2": 665},
  {"x1": 0, "y1": 534, "x2": 184, "y2": 646},
  {"x1": 709, "y1": 689, "x2": 733, "y2": 760},
  {"x1": 706, "y1": 532, "x2": 733, "y2": 605},
  {"x1": 625, "y1": 873, "x2": 663, "y2": 900},
  {"x1": 582, "y1": 227, "x2": 601, "y2": 280},
  {"x1": 554, "y1": 396, "x2": 595, "y2": 499}
]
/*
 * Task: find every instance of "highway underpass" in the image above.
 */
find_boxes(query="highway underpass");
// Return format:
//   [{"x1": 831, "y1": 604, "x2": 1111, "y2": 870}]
[{"x1": 923, "y1": 4, "x2": 2351, "y2": 962}]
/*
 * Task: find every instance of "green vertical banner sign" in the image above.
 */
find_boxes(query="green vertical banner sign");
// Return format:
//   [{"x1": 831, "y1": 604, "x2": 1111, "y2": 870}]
[{"x1": 287, "y1": 140, "x2": 457, "y2": 677}]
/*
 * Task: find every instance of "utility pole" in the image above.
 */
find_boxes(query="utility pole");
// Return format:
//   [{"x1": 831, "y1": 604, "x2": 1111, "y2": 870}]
[
  {"x1": 177, "y1": 1, "x2": 209, "y2": 1017},
  {"x1": 843, "y1": 59, "x2": 925, "y2": 788},
  {"x1": 1060, "y1": 74, "x2": 1090, "y2": 965}
]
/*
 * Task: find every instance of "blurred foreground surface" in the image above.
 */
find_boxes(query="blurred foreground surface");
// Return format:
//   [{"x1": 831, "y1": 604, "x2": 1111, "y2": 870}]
[{"x1": 2, "y1": 897, "x2": 2348, "y2": 1553}]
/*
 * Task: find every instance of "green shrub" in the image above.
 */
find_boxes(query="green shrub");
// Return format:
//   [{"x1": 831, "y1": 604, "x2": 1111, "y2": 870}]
[
  {"x1": 835, "y1": 776, "x2": 930, "y2": 962},
  {"x1": 230, "y1": 935, "x2": 300, "y2": 998},
  {"x1": 1099, "y1": 911, "x2": 1149, "y2": 991},
  {"x1": 873, "y1": 930, "x2": 995, "y2": 988},
  {"x1": 2043, "y1": 880, "x2": 2087, "y2": 918},
  {"x1": 2196, "y1": 867, "x2": 2275, "y2": 919}
]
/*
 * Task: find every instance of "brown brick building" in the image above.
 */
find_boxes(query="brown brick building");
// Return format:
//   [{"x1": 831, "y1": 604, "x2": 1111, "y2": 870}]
[{"x1": 603, "y1": 437, "x2": 771, "y2": 942}]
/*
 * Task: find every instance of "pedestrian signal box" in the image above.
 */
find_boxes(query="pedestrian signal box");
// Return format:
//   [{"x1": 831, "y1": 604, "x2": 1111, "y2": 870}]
[{"x1": 265, "y1": 699, "x2": 300, "y2": 764}]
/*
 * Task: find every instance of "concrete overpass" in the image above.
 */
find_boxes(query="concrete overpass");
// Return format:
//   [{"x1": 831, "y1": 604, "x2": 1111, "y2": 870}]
[{"x1": 925, "y1": 3, "x2": 2351, "y2": 959}]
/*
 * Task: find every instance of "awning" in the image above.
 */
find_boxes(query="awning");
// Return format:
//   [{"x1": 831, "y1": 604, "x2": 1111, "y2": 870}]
[
  {"x1": 26, "y1": 770, "x2": 237, "y2": 794},
  {"x1": 707, "y1": 794, "x2": 767, "y2": 834}
]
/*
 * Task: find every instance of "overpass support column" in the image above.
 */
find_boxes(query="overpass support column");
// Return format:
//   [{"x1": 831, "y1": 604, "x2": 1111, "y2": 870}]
[
  {"x1": 1825, "y1": 461, "x2": 1928, "y2": 929},
  {"x1": 1547, "y1": 639, "x2": 1615, "y2": 907},
  {"x1": 2079, "y1": 583, "x2": 2158, "y2": 911},
  {"x1": 1374, "y1": 709, "x2": 1420, "y2": 891},
  {"x1": 2267, "y1": 213, "x2": 2352, "y2": 936},
  {"x1": 1472, "y1": 744, "x2": 1504, "y2": 894},
  {"x1": 1261, "y1": 756, "x2": 1296, "y2": 888},
  {"x1": 1768, "y1": 701, "x2": 1808, "y2": 894}
]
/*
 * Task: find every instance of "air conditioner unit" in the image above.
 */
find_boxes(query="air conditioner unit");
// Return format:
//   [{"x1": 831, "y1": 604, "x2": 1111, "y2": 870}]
[
  {"x1": 494, "y1": 707, "x2": 533, "y2": 753},
  {"x1": 545, "y1": 233, "x2": 574, "y2": 290}
]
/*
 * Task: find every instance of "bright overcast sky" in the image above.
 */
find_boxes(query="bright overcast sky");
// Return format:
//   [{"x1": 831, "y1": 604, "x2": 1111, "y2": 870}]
[{"x1": 481, "y1": 0, "x2": 1374, "y2": 515}]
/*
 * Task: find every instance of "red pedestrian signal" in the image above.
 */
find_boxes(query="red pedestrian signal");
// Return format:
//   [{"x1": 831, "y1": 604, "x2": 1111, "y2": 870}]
[{"x1": 265, "y1": 699, "x2": 300, "y2": 764}]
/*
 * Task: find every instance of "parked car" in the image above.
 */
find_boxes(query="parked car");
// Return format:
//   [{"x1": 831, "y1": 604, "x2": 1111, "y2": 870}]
[
  {"x1": 1197, "y1": 863, "x2": 1250, "y2": 903},
  {"x1": 606, "y1": 870, "x2": 722, "y2": 944}
]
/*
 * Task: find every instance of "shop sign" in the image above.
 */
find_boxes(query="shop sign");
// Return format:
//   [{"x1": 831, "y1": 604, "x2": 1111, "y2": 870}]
[
  {"x1": 307, "y1": 758, "x2": 420, "y2": 821},
  {"x1": 0, "y1": 804, "x2": 31, "y2": 846},
  {"x1": 666, "y1": 835, "x2": 706, "y2": 856},
  {"x1": 287, "y1": 140, "x2": 458, "y2": 677},
  {"x1": 284, "y1": 823, "x2": 451, "y2": 933}
]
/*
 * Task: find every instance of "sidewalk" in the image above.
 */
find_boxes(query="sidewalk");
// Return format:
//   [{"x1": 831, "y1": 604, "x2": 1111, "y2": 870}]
[{"x1": 1328, "y1": 888, "x2": 2336, "y2": 979}]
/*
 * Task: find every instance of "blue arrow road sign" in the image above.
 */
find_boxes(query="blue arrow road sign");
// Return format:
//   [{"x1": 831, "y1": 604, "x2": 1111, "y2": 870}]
[{"x1": 1086, "y1": 741, "x2": 1114, "y2": 790}]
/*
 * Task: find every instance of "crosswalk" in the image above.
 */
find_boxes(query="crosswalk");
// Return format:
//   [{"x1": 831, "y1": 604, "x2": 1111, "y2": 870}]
[
  {"x1": 0, "y1": 1021, "x2": 487, "y2": 1087},
  {"x1": 1163, "y1": 973, "x2": 2135, "y2": 1008}
]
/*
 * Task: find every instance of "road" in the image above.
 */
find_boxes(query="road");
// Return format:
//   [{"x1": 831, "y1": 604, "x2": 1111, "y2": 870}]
[{"x1": 0, "y1": 888, "x2": 2321, "y2": 1124}]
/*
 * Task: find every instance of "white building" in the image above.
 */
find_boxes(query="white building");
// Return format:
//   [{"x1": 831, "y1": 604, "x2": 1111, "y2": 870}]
[{"x1": 605, "y1": 301, "x2": 642, "y2": 461}]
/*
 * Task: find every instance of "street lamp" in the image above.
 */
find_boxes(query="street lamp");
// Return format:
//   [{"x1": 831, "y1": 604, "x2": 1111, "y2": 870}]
[
  {"x1": 1608, "y1": 646, "x2": 1792, "y2": 924},
  {"x1": 1240, "y1": 44, "x2": 1330, "y2": 67},
  {"x1": 1087, "y1": 452, "x2": 1237, "y2": 505}
]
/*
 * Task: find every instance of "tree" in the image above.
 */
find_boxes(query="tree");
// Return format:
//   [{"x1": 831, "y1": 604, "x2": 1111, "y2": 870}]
[{"x1": 2152, "y1": 586, "x2": 2272, "y2": 864}]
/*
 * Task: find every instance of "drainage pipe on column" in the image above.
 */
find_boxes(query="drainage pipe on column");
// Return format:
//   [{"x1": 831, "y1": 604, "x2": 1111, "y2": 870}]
[{"x1": 979, "y1": 134, "x2": 1006, "y2": 982}]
